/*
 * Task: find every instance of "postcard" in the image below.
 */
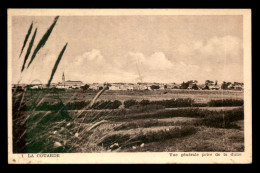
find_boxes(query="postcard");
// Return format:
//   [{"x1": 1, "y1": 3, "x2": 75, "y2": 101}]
[{"x1": 8, "y1": 9, "x2": 252, "y2": 164}]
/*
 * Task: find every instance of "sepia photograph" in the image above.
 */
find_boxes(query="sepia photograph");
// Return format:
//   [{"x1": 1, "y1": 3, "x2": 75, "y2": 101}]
[{"x1": 8, "y1": 9, "x2": 252, "y2": 164}]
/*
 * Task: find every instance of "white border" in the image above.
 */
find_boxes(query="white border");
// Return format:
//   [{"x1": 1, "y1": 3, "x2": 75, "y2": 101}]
[{"x1": 8, "y1": 9, "x2": 252, "y2": 164}]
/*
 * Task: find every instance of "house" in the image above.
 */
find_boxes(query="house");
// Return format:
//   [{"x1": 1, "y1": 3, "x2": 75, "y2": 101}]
[
  {"x1": 227, "y1": 83, "x2": 234, "y2": 89},
  {"x1": 167, "y1": 83, "x2": 180, "y2": 89},
  {"x1": 158, "y1": 83, "x2": 166, "y2": 90},
  {"x1": 233, "y1": 82, "x2": 244, "y2": 90},
  {"x1": 187, "y1": 83, "x2": 194, "y2": 89},
  {"x1": 109, "y1": 84, "x2": 120, "y2": 90},
  {"x1": 186, "y1": 81, "x2": 198, "y2": 90},
  {"x1": 56, "y1": 85, "x2": 69, "y2": 89},
  {"x1": 89, "y1": 83, "x2": 102, "y2": 90},
  {"x1": 59, "y1": 72, "x2": 83, "y2": 88},
  {"x1": 126, "y1": 83, "x2": 134, "y2": 90},
  {"x1": 133, "y1": 83, "x2": 149, "y2": 90},
  {"x1": 209, "y1": 85, "x2": 220, "y2": 90},
  {"x1": 29, "y1": 85, "x2": 39, "y2": 89},
  {"x1": 119, "y1": 84, "x2": 128, "y2": 90},
  {"x1": 28, "y1": 83, "x2": 43, "y2": 89},
  {"x1": 64, "y1": 80, "x2": 83, "y2": 87}
]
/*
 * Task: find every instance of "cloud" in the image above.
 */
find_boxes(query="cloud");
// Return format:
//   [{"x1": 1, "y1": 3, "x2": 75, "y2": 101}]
[
  {"x1": 172, "y1": 35, "x2": 243, "y2": 82},
  {"x1": 50, "y1": 50, "x2": 199, "y2": 83},
  {"x1": 13, "y1": 35, "x2": 243, "y2": 84},
  {"x1": 177, "y1": 35, "x2": 242, "y2": 64},
  {"x1": 61, "y1": 50, "x2": 177, "y2": 83},
  {"x1": 76, "y1": 49, "x2": 103, "y2": 64},
  {"x1": 128, "y1": 52, "x2": 173, "y2": 70},
  {"x1": 200, "y1": 36, "x2": 242, "y2": 62}
]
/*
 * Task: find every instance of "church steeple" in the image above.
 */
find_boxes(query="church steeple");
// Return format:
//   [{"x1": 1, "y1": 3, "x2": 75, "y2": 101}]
[{"x1": 62, "y1": 72, "x2": 65, "y2": 86}]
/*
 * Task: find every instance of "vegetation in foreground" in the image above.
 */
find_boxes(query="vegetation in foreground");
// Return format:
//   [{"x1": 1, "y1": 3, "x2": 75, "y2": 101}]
[
  {"x1": 13, "y1": 98, "x2": 244, "y2": 153},
  {"x1": 99, "y1": 126, "x2": 198, "y2": 149},
  {"x1": 14, "y1": 97, "x2": 243, "y2": 111}
]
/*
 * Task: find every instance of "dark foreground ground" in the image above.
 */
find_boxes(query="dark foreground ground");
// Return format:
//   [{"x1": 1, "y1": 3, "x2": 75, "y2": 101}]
[{"x1": 12, "y1": 89, "x2": 244, "y2": 153}]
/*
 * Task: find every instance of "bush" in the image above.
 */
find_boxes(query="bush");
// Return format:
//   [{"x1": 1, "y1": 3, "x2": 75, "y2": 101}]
[
  {"x1": 151, "y1": 98, "x2": 195, "y2": 108},
  {"x1": 124, "y1": 100, "x2": 138, "y2": 108},
  {"x1": 127, "y1": 104, "x2": 165, "y2": 114},
  {"x1": 105, "y1": 107, "x2": 244, "y2": 124},
  {"x1": 35, "y1": 102, "x2": 65, "y2": 111},
  {"x1": 64, "y1": 101, "x2": 90, "y2": 110},
  {"x1": 91, "y1": 100, "x2": 122, "y2": 109},
  {"x1": 139, "y1": 100, "x2": 150, "y2": 106},
  {"x1": 194, "y1": 108, "x2": 244, "y2": 128},
  {"x1": 208, "y1": 99, "x2": 244, "y2": 107},
  {"x1": 80, "y1": 84, "x2": 90, "y2": 91},
  {"x1": 192, "y1": 103, "x2": 208, "y2": 107},
  {"x1": 123, "y1": 98, "x2": 195, "y2": 108},
  {"x1": 28, "y1": 100, "x2": 122, "y2": 111},
  {"x1": 112, "y1": 100, "x2": 123, "y2": 109},
  {"x1": 150, "y1": 85, "x2": 160, "y2": 90}
]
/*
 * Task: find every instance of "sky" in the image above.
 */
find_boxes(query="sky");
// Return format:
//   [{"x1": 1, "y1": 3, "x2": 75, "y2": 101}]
[{"x1": 12, "y1": 15, "x2": 243, "y2": 84}]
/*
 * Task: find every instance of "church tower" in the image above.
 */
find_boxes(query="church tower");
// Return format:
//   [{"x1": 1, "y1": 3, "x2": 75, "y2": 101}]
[{"x1": 62, "y1": 72, "x2": 65, "y2": 86}]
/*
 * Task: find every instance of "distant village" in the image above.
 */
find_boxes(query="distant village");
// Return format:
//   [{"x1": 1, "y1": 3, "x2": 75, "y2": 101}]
[{"x1": 12, "y1": 73, "x2": 244, "y2": 91}]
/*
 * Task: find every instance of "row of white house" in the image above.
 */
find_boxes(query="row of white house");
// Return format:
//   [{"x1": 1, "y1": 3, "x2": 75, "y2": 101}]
[{"x1": 13, "y1": 81, "x2": 243, "y2": 91}]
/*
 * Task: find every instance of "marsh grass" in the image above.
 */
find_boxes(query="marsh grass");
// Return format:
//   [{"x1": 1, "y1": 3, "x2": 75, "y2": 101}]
[
  {"x1": 124, "y1": 98, "x2": 243, "y2": 108},
  {"x1": 18, "y1": 97, "x2": 244, "y2": 111},
  {"x1": 12, "y1": 88, "x2": 244, "y2": 153},
  {"x1": 99, "y1": 126, "x2": 198, "y2": 149},
  {"x1": 193, "y1": 108, "x2": 244, "y2": 129},
  {"x1": 113, "y1": 119, "x2": 192, "y2": 131},
  {"x1": 208, "y1": 99, "x2": 243, "y2": 107}
]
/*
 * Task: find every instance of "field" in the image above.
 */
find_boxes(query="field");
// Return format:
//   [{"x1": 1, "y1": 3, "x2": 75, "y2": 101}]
[
  {"x1": 24, "y1": 89, "x2": 243, "y2": 103},
  {"x1": 12, "y1": 89, "x2": 244, "y2": 153}
]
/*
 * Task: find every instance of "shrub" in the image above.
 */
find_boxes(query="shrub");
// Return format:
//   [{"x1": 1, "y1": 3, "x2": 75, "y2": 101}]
[
  {"x1": 150, "y1": 98, "x2": 195, "y2": 108},
  {"x1": 192, "y1": 84, "x2": 199, "y2": 90},
  {"x1": 80, "y1": 84, "x2": 90, "y2": 91},
  {"x1": 192, "y1": 103, "x2": 208, "y2": 107},
  {"x1": 105, "y1": 107, "x2": 244, "y2": 124},
  {"x1": 110, "y1": 100, "x2": 122, "y2": 109},
  {"x1": 208, "y1": 99, "x2": 244, "y2": 107},
  {"x1": 64, "y1": 101, "x2": 90, "y2": 110},
  {"x1": 35, "y1": 102, "x2": 65, "y2": 111},
  {"x1": 127, "y1": 104, "x2": 165, "y2": 114},
  {"x1": 139, "y1": 100, "x2": 150, "y2": 106},
  {"x1": 91, "y1": 100, "x2": 122, "y2": 109},
  {"x1": 150, "y1": 85, "x2": 160, "y2": 90},
  {"x1": 124, "y1": 100, "x2": 138, "y2": 108},
  {"x1": 194, "y1": 108, "x2": 244, "y2": 128},
  {"x1": 28, "y1": 100, "x2": 122, "y2": 111}
]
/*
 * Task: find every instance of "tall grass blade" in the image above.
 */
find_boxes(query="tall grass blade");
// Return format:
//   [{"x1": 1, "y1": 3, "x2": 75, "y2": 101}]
[
  {"x1": 21, "y1": 28, "x2": 37, "y2": 72},
  {"x1": 19, "y1": 22, "x2": 33, "y2": 58},
  {"x1": 27, "y1": 16, "x2": 59, "y2": 69},
  {"x1": 47, "y1": 43, "x2": 68, "y2": 87}
]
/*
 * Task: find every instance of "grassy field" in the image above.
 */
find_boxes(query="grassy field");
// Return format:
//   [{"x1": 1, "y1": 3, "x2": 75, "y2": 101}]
[
  {"x1": 12, "y1": 89, "x2": 244, "y2": 153},
  {"x1": 23, "y1": 89, "x2": 244, "y2": 104}
]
